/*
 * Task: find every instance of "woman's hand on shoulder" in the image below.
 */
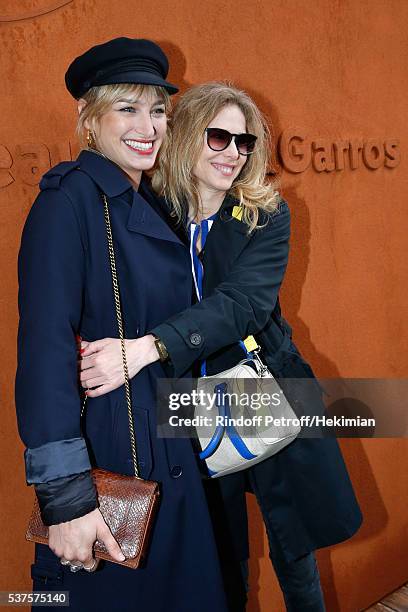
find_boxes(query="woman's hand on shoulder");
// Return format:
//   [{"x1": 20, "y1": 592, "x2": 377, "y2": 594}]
[
  {"x1": 49, "y1": 508, "x2": 125, "y2": 567},
  {"x1": 79, "y1": 335, "x2": 159, "y2": 397}
]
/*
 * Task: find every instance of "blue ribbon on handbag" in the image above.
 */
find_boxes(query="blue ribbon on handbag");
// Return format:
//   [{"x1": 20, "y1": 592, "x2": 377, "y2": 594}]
[{"x1": 198, "y1": 382, "x2": 257, "y2": 469}]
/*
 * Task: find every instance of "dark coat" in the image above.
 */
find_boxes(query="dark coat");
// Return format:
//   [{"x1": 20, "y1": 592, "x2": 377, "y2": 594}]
[
  {"x1": 15, "y1": 150, "x2": 229, "y2": 612},
  {"x1": 152, "y1": 196, "x2": 363, "y2": 563}
]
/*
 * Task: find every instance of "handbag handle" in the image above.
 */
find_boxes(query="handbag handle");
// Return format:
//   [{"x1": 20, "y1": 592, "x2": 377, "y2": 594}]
[
  {"x1": 198, "y1": 382, "x2": 256, "y2": 462},
  {"x1": 81, "y1": 193, "x2": 140, "y2": 478}
]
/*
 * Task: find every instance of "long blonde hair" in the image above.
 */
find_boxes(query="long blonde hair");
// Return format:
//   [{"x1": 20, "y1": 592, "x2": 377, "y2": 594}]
[{"x1": 152, "y1": 81, "x2": 281, "y2": 231}]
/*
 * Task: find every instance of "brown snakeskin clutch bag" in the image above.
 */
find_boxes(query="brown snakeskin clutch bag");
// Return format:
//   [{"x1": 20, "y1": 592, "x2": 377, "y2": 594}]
[{"x1": 26, "y1": 468, "x2": 160, "y2": 569}]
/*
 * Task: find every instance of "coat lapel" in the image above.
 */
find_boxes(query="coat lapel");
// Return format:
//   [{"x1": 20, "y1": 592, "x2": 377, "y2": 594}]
[
  {"x1": 127, "y1": 190, "x2": 184, "y2": 245},
  {"x1": 76, "y1": 150, "x2": 184, "y2": 246}
]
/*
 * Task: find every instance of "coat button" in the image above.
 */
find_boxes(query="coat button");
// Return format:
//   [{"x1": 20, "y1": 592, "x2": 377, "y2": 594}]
[
  {"x1": 189, "y1": 333, "x2": 202, "y2": 346},
  {"x1": 170, "y1": 465, "x2": 183, "y2": 478}
]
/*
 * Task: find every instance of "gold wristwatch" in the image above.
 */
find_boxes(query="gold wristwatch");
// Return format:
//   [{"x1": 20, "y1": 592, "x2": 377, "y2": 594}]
[{"x1": 153, "y1": 335, "x2": 169, "y2": 362}]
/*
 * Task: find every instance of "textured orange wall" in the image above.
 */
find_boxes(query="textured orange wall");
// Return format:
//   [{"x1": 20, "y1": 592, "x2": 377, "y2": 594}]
[{"x1": 1, "y1": 1, "x2": 407, "y2": 610}]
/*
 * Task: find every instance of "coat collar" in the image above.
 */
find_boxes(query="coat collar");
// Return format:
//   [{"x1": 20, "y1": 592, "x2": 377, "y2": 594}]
[
  {"x1": 127, "y1": 187, "x2": 184, "y2": 245},
  {"x1": 184, "y1": 193, "x2": 248, "y2": 234},
  {"x1": 77, "y1": 149, "x2": 133, "y2": 198},
  {"x1": 77, "y1": 149, "x2": 184, "y2": 245},
  {"x1": 217, "y1": 194, "x2": 248, "y2": 235}
]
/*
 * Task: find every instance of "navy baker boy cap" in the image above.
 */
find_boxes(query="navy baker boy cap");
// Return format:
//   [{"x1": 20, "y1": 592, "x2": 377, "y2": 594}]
[{"x1": 65, "y1": 37, "x2": 178, "y2": 99}]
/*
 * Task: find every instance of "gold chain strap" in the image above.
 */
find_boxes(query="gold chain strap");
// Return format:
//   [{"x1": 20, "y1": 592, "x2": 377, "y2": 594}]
[{"x1": 80, "y1": 194, "x2": 139, "y2": 478}]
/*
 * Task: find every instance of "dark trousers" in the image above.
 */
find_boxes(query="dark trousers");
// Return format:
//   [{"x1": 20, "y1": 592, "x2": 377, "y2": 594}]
[
  {"x1": 205, "y1": 471, "x2": 326, "y2": 612},
  {"x1": 240, "y1": 544, "x2": 325, "y2": 612},
  {"x1": 246, "y1": 466, "x2": 326, "y2": 612}
]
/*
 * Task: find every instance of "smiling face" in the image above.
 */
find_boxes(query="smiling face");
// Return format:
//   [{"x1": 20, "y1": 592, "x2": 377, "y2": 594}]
[
  {"x1": 81, "y1": 88, "x2": 167, "y2": 187},
  {"x1": 193, "y1": 104, "x2": 247, "y2": 200}
]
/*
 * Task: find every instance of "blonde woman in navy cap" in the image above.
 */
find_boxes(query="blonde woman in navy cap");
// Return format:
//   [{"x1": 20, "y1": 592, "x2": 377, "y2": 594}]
[{"x1": 15, "y1": 39, "x2": 229, "y2": 612}]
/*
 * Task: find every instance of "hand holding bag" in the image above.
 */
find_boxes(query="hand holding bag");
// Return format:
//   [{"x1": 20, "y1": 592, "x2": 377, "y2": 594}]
[{"x1": 26, "y1": 194, "x2": 160, "y2": 569}]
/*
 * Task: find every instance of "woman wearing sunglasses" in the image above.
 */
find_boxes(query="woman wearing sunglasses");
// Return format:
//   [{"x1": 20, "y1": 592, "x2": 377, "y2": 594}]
[
  {"x1": 15, "y1": 45, "x2": 230, "y2": 612},
  {"x1": 80, "y1": 82, "x2": 362, "y2": 611}
]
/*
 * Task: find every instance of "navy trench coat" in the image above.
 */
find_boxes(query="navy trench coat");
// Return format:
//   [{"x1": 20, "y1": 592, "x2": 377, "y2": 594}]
[
  {"x1": 15, "y1": 150, "x2": 229, "y2": 612},
  {"x1": 152, "y1": 197, "x2": 363, "y2": 564}
]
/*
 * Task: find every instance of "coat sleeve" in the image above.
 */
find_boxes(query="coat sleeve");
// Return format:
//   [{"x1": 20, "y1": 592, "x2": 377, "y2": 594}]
[
  {"x1": 151, "y1": 201, "x2": 290, "y2": 377},
  {"x1": 15, "y1": 186, "x2": 98, "y2": 525}
]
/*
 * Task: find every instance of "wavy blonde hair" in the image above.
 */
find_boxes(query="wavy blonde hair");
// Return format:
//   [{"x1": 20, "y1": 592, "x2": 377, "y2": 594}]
[
  {"x1": 76, "y1": 83, "x2": 171, "y2": 149},
  {"x1": 152, "y1": 81, "x2": 281, "y2": 231}
]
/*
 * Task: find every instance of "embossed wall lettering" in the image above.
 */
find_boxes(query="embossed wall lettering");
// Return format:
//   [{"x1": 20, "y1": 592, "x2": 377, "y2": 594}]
[
  {"x1": 0, "y1": 146, "x2": 14, "y2": 189},
  {"x1": 279, "y1": 128, "x2": 400, "y2": 173},
  {"x1": 0, "y1": 133, "x2": 400, "y2": 190},
  {"x1": 0, "y1": 142, "x2": 78, "y2": 188}
]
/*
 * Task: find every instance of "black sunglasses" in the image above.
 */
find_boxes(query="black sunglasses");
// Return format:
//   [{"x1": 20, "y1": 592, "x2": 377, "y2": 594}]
[{"x1": 205, "y1": 128, "x2": 257, "y2": 156}]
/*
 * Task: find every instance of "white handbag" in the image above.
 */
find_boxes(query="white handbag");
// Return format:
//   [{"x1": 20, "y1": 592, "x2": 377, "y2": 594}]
[{"x1": 194, "y1": 348, "x2": 301, "y2": 478}]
